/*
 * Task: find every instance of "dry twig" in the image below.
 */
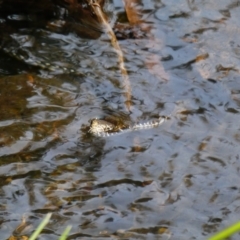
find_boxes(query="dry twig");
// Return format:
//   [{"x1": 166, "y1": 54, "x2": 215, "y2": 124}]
[{"x1": 88, "y1": 0, "x2": 132, "y2": 112}]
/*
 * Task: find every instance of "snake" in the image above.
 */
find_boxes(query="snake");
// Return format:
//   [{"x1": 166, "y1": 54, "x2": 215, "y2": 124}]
[
  {"x1": 88, "y1": 116, "x2": 168, "y2": 137},
  {"x1": 0, "y1": 33, "x2": 81, "y2": 74}
]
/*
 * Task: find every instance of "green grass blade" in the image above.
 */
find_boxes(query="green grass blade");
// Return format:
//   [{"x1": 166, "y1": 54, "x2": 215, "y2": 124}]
[
  {"x1": 59, "y1": 225, "x2": 72, "y2": 240},
  {"x1": 29, "y1": 213, "x2": 52, "y2": 240},
  {"x1": 209, "y1": 221, "x2": 240, "y2": 240}
]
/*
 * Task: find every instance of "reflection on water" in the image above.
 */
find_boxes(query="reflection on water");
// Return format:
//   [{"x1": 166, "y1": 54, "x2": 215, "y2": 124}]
[{"x1": 1, "y1": 0, "x2": 240, "y2": 239}]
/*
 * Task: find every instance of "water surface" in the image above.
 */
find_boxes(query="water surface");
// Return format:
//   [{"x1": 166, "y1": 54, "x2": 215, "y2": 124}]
[{"x1": 0, "y1": 0, "x2": 240, "y2": 239}]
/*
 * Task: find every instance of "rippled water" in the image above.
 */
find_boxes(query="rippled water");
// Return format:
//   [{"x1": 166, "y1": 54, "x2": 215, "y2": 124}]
[{"x1": 1, "y1": 0, "x2": 240, "y2": 239}]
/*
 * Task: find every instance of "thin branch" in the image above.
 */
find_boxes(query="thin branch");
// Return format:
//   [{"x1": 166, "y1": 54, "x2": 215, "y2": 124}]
[{"x1": 88, "y1": 0, "x2": 132, "y2": 112}]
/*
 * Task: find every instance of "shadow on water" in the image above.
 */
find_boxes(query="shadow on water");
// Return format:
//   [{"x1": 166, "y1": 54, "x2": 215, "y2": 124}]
[{"x1": 1, "y1": 0, "x2": 240, "y2": 239}]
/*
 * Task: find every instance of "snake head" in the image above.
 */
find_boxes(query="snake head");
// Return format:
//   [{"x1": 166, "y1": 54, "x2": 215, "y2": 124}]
[{"x1": 89, "y1": 118, "x2": 115, "y2": 135}]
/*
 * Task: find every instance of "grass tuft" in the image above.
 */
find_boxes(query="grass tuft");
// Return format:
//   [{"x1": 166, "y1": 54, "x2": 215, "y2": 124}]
[
  {"x1": 29, "y1": 213, "x2": 71, "y2": 240},
  {"x1": 209, "y1": 221, "x2": 240, "y2": 240}
]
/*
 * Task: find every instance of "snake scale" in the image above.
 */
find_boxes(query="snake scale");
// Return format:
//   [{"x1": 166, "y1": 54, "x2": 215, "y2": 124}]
[{"x1": 89, "y1": 116, "x2": 168, "y2": 137}]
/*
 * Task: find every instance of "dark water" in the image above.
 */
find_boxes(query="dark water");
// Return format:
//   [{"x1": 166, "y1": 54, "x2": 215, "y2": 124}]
[{"x1": 1, "y1": 0, "x2": 240, "y2": 239}]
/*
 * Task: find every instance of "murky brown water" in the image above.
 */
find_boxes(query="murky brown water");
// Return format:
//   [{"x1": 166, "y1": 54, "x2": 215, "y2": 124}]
[{"x1": 1, "y1": 0, "x2": 240, "y2": 239}]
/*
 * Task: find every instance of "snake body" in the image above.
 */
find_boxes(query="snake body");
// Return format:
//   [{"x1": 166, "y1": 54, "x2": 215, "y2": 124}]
[
  {"x1": 0, "y1": 33, "x2": 82, "y2": 74},
  {"x1": 89, "y1": 116, "x2": 167, "y2": 137}
]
